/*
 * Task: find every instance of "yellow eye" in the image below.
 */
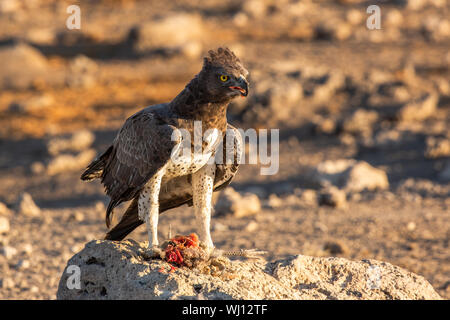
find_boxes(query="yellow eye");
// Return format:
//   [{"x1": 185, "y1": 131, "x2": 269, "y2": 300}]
[{"x1": 220, "y1": 75, "x2": 228, "y2": 82}]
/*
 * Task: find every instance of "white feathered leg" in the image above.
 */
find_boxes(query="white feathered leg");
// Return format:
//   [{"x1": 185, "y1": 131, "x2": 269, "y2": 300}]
[
  {"x1": 192, "y1": 163, "x2": 216, "y2": 252},
  {"x1": 138, "y1": 168, "x2": 165, "y2": 256}
]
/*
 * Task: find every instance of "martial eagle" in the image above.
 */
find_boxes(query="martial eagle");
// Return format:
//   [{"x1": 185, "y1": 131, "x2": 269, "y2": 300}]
[{"x1": 81, "y1": 48, "x2": 248, "y2": 256}]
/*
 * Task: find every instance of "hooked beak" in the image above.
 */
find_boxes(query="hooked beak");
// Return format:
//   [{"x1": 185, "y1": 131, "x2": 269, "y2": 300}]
[{"x1": 229, "y1": 76, "x2": 248, "y2": 97}]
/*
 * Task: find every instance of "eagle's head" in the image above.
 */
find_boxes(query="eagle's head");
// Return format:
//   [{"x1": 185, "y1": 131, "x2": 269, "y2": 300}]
[{"x1": 199, "y1": 47, "x2": 249, "y2": 101}]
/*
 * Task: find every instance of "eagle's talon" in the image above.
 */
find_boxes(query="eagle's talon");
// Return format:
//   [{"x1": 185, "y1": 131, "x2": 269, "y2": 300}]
[{"x1": 142, "y1": 246, "x2": 163, "y2": 260}]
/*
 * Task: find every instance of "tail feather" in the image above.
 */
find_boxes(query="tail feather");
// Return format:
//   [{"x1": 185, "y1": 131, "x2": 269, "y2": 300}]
[
  {"x1": 80, "y1": 146, "x2": 113, "y2": 181},
  {"x1": 105, "y1": 198, "x2": 143, "y2": 241}
]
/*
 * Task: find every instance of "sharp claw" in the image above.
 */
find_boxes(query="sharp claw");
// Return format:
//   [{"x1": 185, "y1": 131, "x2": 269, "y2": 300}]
[{"x1": 142, "y1": 246, "x2": 162, "y2": 260}]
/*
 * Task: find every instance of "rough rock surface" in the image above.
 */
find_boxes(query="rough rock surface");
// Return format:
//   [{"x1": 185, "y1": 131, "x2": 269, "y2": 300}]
[{"x1": 57, "y1": 240, "x2": 441, "y2": 300}]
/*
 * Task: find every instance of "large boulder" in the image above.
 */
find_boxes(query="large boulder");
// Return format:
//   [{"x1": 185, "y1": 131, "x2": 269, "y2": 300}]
[{"x1": 57, "y1": 240, "x2": 441, "y2": 300}]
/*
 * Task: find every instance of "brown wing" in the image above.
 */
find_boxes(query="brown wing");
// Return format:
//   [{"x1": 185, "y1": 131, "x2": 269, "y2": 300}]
[
  {"x1": 104, "y1": 123, "x2": 243, "y2": 241},
  {"x1": 102, "y1": 109, "x2": 180, "y2": 227}
]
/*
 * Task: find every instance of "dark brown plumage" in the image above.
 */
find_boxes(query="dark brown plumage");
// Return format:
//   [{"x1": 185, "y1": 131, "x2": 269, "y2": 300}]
[{"x1": 81, "y1": 48, "x2": 248, "y2": 242}]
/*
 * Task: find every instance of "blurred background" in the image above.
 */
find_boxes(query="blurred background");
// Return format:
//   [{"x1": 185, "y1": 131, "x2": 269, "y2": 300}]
[{"x1": 0, "y1": 0, "x2": 449, "y2": 299}]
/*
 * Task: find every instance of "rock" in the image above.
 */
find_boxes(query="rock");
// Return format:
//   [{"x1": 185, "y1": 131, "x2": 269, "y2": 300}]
[
  {"x1": 425, "y1": 136, "x2": 450, "y2": 159},
  {"x1": 385, "y1": 9, "x2": 404, "y2": 27},
  {"x1": 0, "y1": 277, "x2": 15, "y2": 289},
  {"x1": 238, "y1": 74, "x2": 304, "y2": 127},
  {"x1": 319, "y1": 187, "x2": 348, "y2": 209},
  {"x1": 8, "y1": 94, "x2": 55, "y2": 114},
  {"x1": 16, "y1": 259, "x2": 31, "y2": 270},
  {"x1": 30, "y1": 161, "x2": 45, "y2": 174},
  {"x1": 398, "y1": 92, "x2": 438, "y2": 122},
  {"x1": 215, "y1": 188, "x2": 261, "y2": 218},
  {"x1": 313, "y1": 160, "x2": 389, "y2": 192},
  {"x1": 0, "y1": 42, "x2": 49, "y2": 90},
  {"x1": 47, "y1": 130, "x2": 95, "y2": 156},
  {"x1": 342, "y1": 109, "x2": 379, "y2": 136},
  {"x1": 47, "y1": 149, "x2": 96, "y2": 176},
  {"x1": 242, "y1": 0, "x2": 268, "y2": 19},
  {"x1": 371, "y1": 129, "x2": 406, "y2": 149},
  {"x1": 134, "y1": 14, "x2": 205, "y2": 52},
  {"x1": 0, "y1": 0, "x2": 20, "y2": 13},
  {"x1": 0, "y1": 202, "x2": 13, "y2": 216},
  {"x1": 299, "y1": 189, "x2": 318, "y2": 207},
  {"x1": 57, "y1": 240, "x2": 442, "y2": 300},
  {"x1": 0, "y1": 245, "x2": 17, "y2": 259},
  {"x1": 66, "y1": 55, "x2": 98, "y2": 88},
  {"x1": 407, "y1": 0, "x2": 427, "y2": 10},
  {"x1": 16, "y1": 192, "x2": 41, "y2": 217},
  {"x1": 245, "y1": 221, "x2": 258, "y2": 232},
  {"x1": 25, "y1": 27, "x2": 56, "y2": 45},
  {"x1": 323, "y1": 240, "x2": 349, "y2": 255},
  {"x1": 21, "y1": 243, "x2": 33, "y2": 255},
  {"x1": 346, "y1": 9, "x2": 364, "y2": 25},
  {"x1": 312, "y1": 71, "x2": 345, "y2": 104},
  {"x1": 267, "y1": 194, "x2": 284, "y2": 208},
  {"x1": 0, "y1": 216, "x2": 10, "y2": 234}
]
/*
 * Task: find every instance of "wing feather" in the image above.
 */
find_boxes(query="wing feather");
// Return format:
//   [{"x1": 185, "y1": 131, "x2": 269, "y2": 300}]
[{"x1": 101, "y1": 110, "x2": 180, "y2": 227}]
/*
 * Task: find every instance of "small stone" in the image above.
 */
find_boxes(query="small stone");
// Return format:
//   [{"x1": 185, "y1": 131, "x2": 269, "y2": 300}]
[
  {"x1": 299, "y1": 189, "x2": 318, "y2": 206},
  {"x1": 1, "y1": 277, "x2": 15, "y2": 289},
  {"x1": 30, "y1": 161, "x2": 45, "y2": 174},
  {"x1": 212, "y1": 222, "x2": 228, "y2": 232},
  {"x1": 0, "y1": 202, "x2": 13, "y2": 216},
  {"x1": 0, "y1": 216, "x2": 10, "y2": 234},
  {"x1": 398, "y1": 92, "x2": 438, "y2": 122},
  {"x1": 215, "y1": 188, "x2": 261, "y2": 218},
  {"x1": 342, "y1": 109, "x2": 379, "y2": 136},
  {"x1": 267, "y1": 194, "x2": 283, "y2": 208},
  {"x1": 95, "y1": 201, "x2": 106, "y2": 213},
  {"x1": 16, "y1": 192, "x2": 41, "y2": 217},
  {"x1": 16, "y1": 259, "x2": 31, "y2": 269},
  {"x1": 47, "y1": 130, "x2": 95, "y2": 155},
  {"x1": 319, "y1": 187, "x2": 348, "y2": 209},
  {"x1": 425, "y1": 137, "x2": 450, "y2": 159},
  {"x1": 407, "y1": 222, "x2": 416, "y2": 231},
  {"x1": 0, "y1": 0, "x2": 20, "y2": 13},
  {"x1": 242, "y1": 0, "x2": 267, "y2": 18},
  {"x1": 323, "y1": 241, "x2": 349, "y2": 255},
  {"x1": 70, "y1": 211, "x2": 85, "y2": 222},
  {"x1": 346, "y1": 9, "x2": 364, "y2": 25},
  {"x1": 386, "y1": 9, "x2": 403, "y2": 27},
  {"x1": 22, "y1": 243, "x2": 33, "y2": 255},
  {"x1": 0, "y1": 245, "x2": 18, "y2": 259},
  {"x1": 245, "y1": 221, "x2": 258, "y2": 232},
  {"x1": 47, "y1": 149, "x2": 96, "y2": 176}
]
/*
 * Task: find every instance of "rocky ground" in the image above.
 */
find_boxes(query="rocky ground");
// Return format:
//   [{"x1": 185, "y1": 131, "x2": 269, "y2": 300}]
[
  {"x1": 56, "y1": 240, "x2": 442, "y2": 300},
  {"x1": 0, "y1": 0, "x2": 449, "y2": 299}
]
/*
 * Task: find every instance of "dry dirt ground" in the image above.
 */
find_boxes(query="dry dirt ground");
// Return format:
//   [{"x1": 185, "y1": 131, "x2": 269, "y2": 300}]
[{"x1": 0, "y1": 0, "x2": 449, "y2": 299}]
